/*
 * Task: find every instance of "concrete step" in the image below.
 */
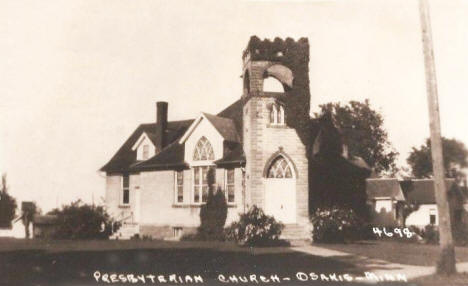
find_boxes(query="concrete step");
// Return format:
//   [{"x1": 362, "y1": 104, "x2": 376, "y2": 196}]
[
  {"x1": 281, "y1": 224, "x2": 310, "y2": 240},
  {"x1": 111, "y1": 223, "x2": 139, "y2": 240}
]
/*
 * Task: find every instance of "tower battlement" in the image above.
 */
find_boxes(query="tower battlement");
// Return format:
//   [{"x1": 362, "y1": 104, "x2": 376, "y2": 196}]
[{"x1": 242, "y1": 36, "x2": 309, "y2": 63}]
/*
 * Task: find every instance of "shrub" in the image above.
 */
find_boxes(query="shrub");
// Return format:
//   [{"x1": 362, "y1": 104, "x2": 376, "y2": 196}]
[
  {"x1": 310, "y1": 207, "x2": 364, "y2": 243},
  {"x1": 453, "y1": 222, "x2": 468, "y2": 246},
  {"x1": 196, "y1": 168, "x2": 228, "y2": 241},
  {"x1": 225, "y1": 205, "x2": 285, "y2": 247},
  {"x1": 0, "y1": 174, "x2": 17, "y2": 229},
  {"x1": 49, "y1": 200, "x2": 119, "y2": 239},
  {"x1": 131, "y1": 234, "x2": 153, "y2": 241},
  {"x1": 197, "y1": 186, "x2": 228, "y2": 240},
  {"x1": 453, "y1": 211, "x2": 468, "y2": 246},
  {"x1": 180, "y1": 232, "x2": 199, "y2": 241},
  {"x1": 422, "y1": 224, "x2": 439, "y2": 244},
  {"x1": 411, "y1": 223, "x2": 467, "y2": 246},
  {"x1": 405, "y1": 226, "x2": 425, "y2": 243}
]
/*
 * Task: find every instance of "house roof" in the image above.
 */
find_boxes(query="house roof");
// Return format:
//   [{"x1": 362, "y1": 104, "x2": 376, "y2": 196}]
[
  {"x1": 400, "y1": 179, "x2": 458, "y2": 204},
  {"x1": 33, "y1": 215, "x2": 57, "y2": 225},
  {"x1": 366, "y1": 178, "x2": 405, "y2": 201}
]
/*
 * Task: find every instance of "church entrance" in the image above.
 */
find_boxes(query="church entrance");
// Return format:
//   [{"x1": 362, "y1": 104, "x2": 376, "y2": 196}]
[{"x1": 264, "y1": 156, "x2": 296, "y2": 224}]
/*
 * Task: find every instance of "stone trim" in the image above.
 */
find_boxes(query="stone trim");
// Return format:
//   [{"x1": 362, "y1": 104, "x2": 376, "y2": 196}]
[{"x1": 262, "y1": 150, "x2": 299, "y2": 179}]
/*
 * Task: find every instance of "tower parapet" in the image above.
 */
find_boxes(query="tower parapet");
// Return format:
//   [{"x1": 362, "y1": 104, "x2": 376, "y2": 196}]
[
  {"x1": 242, "y1": 36, "x2": 309, "y2": 64},
  {"x1": 241, "y1": 36, "x2": 311, "y2": 145}
]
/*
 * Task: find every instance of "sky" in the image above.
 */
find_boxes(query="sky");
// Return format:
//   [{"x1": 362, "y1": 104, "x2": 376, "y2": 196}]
[{"x1": 1, "y1": 0, "x2": 468, "y2": 212}]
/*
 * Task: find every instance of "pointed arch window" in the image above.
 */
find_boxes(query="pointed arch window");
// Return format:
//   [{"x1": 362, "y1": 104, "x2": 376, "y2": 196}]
[
  {"x1": 193, "y1": 137, "x2": 214, "y2": 161},
  {"x1": 267, "y1": 156, "x2": 293, "y2": 178},
  {"x1": 269, "y1": 104, "x2": 285, "y2": 125}
]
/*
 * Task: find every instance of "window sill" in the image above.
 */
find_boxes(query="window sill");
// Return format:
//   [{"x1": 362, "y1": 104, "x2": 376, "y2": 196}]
[
  {"x1": 119, "y1": 204, "x2": 131, "y2": 208},
  {"x1": 267, "y1": 124, "x2": 288, "y2": 129},
  {"x1": 172, "y1": 204, "x2": 238, "y2": 208}
]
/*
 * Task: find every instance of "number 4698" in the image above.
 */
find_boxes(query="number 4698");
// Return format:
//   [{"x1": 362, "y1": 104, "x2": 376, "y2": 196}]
[{"x1": 372, "y1": 227, "x2": 413, "y2": 238}]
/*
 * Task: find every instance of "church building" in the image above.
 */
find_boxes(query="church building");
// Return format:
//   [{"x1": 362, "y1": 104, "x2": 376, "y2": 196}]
[{"x1": 101, "y1": 36, "x2": 368, "y2": 240}]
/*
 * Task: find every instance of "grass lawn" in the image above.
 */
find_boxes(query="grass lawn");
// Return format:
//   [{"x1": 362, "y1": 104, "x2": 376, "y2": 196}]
[
  {"x1": 3, "y1": 238, "x2": 467, "y2": 285},
  {"x1": 317, "y1": 240, "x2": 468, "y2": 266},
  {"x1": 0, "y1": 238, "x2": 380, "y2": 286},
  {"x1": 413, "y1": 273, "x2": 468, "y2": 286}
]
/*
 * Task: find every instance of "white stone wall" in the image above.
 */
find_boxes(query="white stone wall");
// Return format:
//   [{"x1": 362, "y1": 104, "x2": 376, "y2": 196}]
[
  {"x1": 105, "y1": 174, "x2": 140, "y2": 224},
  {"x1": 135, "y1": 168, "x2": 244, "y2": 229}
]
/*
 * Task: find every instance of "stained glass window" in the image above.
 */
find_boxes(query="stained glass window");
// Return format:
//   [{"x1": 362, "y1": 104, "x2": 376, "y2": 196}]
[
  {"x1": 193, "y1": 166, "x2": 215, "y2": 203},
  {"x1": 193, "y1": 137, "x2": 214, "y2": 161},
  {"x1": 267, "y1": 156, "x2": 293, "y2": 178}
]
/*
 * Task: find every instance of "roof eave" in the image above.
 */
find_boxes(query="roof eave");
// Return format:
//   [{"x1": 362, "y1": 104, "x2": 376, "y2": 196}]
[{"x1": 130, "y1": 162, "x2": 189, "y2": 172}]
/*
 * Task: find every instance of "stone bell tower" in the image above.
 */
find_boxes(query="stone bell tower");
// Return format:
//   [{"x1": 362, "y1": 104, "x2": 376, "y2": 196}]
[{"x1": 241, "y1": 36, "x2": 311, "y2": 238}]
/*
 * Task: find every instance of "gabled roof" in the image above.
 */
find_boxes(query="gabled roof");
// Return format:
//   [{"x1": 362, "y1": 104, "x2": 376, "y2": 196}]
[
  {"x1": 217, "y1": 99, "x2": 243, "y2": 142},
  {"x1": 203, "y1": 113, "x2": 240, "y2": 143},
  {"x1": 100, "y1": 120, "x2": 193, "y2": 173},
  {"x1": 131, "y1": 132, "x2": 153, "y2": 151},
  {"x1": 400, "y1": 179, "x2": 458, "y2": 204},
  {"x1": 215, "y1": 143, "x2": 245, "y2": 167},
  {"x1": 179, "y1": 113, "x2": 240, "y2": 144},
  {"x1": 366, "y1": 178, "x2": 405, "y2": 201},
  {"x1": 130, "y1": 142, "x2": 187, "y2": 171}
]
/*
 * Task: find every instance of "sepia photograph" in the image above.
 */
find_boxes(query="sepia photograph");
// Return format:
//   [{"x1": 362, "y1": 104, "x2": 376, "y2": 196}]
[{"x1": 1, "y1": 0, "x2": 468, "y2": 285}]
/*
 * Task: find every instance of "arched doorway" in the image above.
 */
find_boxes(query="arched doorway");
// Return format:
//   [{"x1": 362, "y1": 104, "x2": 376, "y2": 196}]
[{"x1": 264, "y1": 155, "x2": 296, "y2": 223}]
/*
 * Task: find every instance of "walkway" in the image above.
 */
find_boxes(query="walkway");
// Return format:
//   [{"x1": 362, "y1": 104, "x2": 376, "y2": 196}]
[{"x1": 291, "y1": 243, "x2": 468, "y2": 282}]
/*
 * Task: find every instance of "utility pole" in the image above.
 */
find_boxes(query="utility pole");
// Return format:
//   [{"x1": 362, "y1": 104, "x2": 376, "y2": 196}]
[{"x1": 418, "y1": 0, "x2": 456, "y2": 274}]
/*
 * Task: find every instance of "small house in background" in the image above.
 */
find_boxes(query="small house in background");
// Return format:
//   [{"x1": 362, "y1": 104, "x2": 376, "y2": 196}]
[
  {"x1": 366, "y1": 178, "x2": 406, "y2": 226},
  {"x1": 401, "y1": 179, "x2": 467, "y2": 228},
  {"x1": 32, "y1": 215, "x2": 57, "y2": 238},
  {"x1": 0, "y1": 200, "x2": 37, "y2": 239},
  {"x1": 0, "y1": 216, "x2": 25, "y2": 238},
  {"x1": 366, "y1": 178, "x2": 468, "y2": 228}
]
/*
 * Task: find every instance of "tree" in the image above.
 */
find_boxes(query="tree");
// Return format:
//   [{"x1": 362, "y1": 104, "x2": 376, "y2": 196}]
[
  {"x1": 197, "y1": 168, "x2": 228, "y2": 240},
  {"x1": 316, "y1": 100, "x2": 399, "y2": 175},
  {"x1": 0, "y1": 174, "x2": 17, "y2": 229},
  {"x1": 48, "y1": 200, "x2": 118, "y2": 239},
  {"x1": 397, "y1": 201, "x2": 420, "y2": 227},
  {"x1": 407, "y1": 137, "x2": 468, "y2": 179}
]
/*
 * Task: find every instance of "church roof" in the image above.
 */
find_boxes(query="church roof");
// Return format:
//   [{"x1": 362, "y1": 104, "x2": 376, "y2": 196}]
[
  {"x1": 202, "y1": 113, "x2": 240, "y2": 143},
  {"x1": 100, "y1": 120, "x2": 193, "y2": 173},
  {"x1": 130, "y1": 142, "x2": 188, "y2": 171},
  {"x1": 215, "y1": 143, "x2": 245, "y2": 167},
  {"x1": 100, "y1": 100, "x2": 244, "y2": 174}
]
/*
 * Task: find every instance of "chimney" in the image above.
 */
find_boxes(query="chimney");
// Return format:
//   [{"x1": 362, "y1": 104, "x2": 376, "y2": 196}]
[{"x1": 156, "y1": 101, "x2": 168, "y2": 152}]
